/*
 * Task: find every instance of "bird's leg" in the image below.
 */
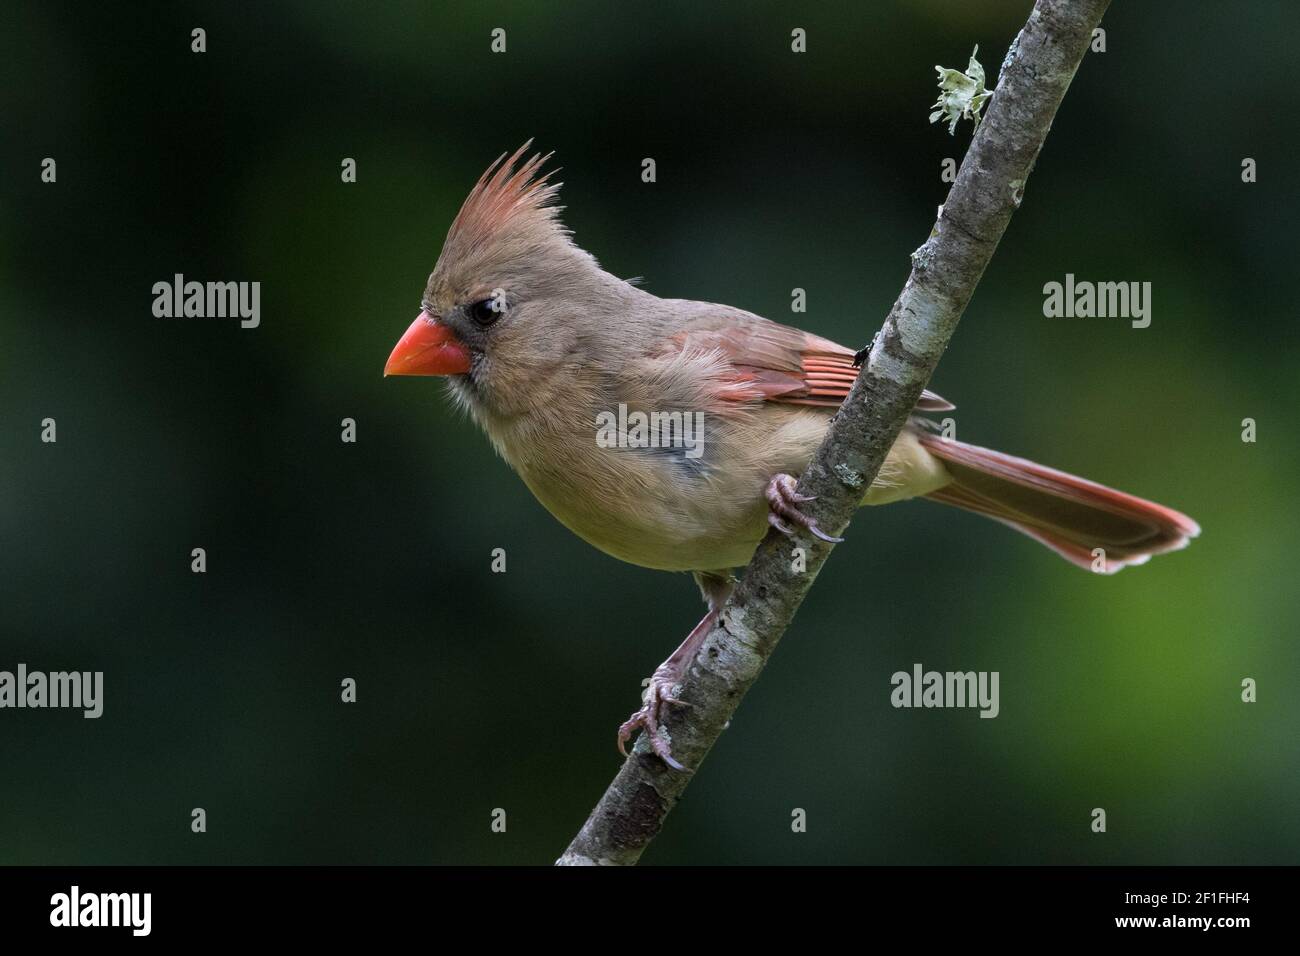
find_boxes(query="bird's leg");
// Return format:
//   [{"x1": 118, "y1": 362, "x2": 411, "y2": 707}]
[
  {"x1": 617, "y1": 571, "x2": 734, "y2": 771},
  {"x1": 765, "y1": 472, "x2": 844, "y2": 543},
  {"x1": 615, "y1": 614, "x2": 712, "y2": 771}
]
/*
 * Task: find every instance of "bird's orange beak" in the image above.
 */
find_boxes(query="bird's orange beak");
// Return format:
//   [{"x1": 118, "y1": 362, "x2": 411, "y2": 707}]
[{"x1": 384, "y1": 311, "x2": 472, "y2": 376}]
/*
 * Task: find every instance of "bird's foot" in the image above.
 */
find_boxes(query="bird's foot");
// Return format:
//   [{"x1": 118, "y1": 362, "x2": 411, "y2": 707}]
[
  {"x1": 616, "y1": 574, "x2": 732, "y2": 772},
  {"x1": 617, "y1": 665, "x2": 691, "y2": 771},
  {"x1": 765, "y1": 473, "x2": 844, "y2": 543}
]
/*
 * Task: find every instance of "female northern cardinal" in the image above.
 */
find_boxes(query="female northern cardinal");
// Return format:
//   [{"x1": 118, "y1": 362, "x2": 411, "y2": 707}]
[{"x1": 385, "y1": 144, "x2": 1199, "y2": 769}]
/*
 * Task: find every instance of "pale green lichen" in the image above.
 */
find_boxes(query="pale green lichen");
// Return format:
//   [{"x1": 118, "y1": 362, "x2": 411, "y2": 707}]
[
  {"x1": 833, "y1": 463, "x2": 866, "y2": 489},
  {"x1": 930, "y1": 45, "x2": 993, "y2": 135}
]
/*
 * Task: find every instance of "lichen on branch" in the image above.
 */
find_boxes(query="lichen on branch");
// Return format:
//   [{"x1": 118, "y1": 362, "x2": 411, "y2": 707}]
[{"x1": 931, "y1": 45, "x2": 994, "y2": 135}]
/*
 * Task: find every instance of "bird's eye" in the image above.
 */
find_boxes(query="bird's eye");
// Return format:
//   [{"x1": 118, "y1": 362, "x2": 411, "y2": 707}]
[{"x1": 468, "y1": 296, "x2": 504, "y2": 327}]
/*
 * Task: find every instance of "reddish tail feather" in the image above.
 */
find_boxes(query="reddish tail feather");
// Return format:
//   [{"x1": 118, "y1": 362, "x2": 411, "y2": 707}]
[{"x1": 918, "y1": 433, "x2": 1200, "y2": 573}]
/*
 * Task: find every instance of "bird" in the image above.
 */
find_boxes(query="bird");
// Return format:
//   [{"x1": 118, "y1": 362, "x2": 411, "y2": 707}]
[{"x1": 384, "y1": 144, "x2": 1200, "y2": 770}]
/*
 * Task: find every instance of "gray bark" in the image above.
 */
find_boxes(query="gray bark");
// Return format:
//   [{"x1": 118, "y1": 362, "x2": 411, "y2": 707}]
[{"x1": 558, "y1": 0, "x2": 1112, "y2": 866}]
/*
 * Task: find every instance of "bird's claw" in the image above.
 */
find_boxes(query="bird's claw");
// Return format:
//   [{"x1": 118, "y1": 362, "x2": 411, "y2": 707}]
[
  {"x1": 765, "y1": 473, "x2": 845, "y2": 544},
  {"x1": 617, "y1": 672, "x2": 690, "y2": 771}
]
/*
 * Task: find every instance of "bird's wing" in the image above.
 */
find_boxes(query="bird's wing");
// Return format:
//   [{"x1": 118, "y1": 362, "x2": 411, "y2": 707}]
[{"x1": 663, "y1": 309, "x2": 954, "y2": 411}]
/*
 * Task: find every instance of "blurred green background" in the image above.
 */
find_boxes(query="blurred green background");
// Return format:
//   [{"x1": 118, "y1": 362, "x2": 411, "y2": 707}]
[{"x1": 1, "y1": 0, "x2": 1296, "y2": 865}]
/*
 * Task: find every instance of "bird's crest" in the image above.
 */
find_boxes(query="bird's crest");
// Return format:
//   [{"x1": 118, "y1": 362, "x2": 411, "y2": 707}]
[{"x1": 442, "y1": 141, "x2": 566, "y2": 261}]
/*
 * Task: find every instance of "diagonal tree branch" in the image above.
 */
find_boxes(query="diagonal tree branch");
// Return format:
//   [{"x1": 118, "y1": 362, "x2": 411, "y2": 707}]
[{"x1": 558, "y1": 0, "x2": 1111, "y2": 866}]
